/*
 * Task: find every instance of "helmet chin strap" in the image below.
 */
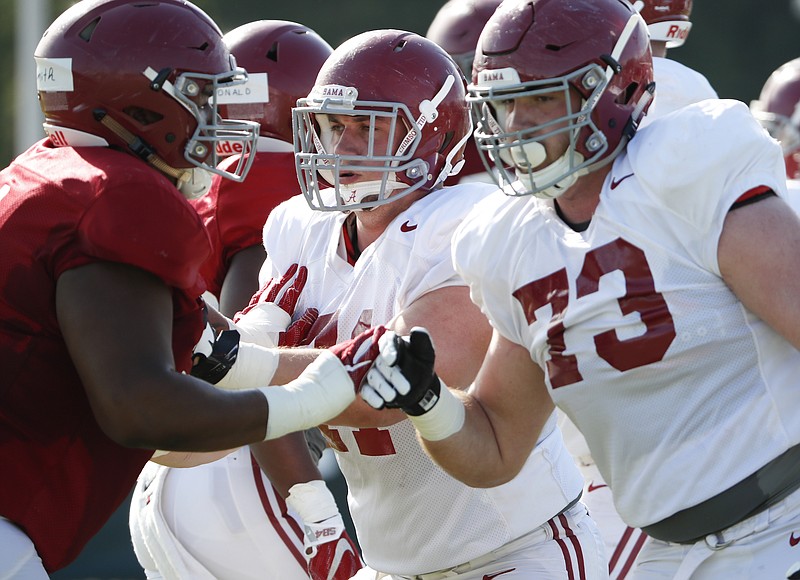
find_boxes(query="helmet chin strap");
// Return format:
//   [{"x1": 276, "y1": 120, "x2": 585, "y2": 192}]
[
  {"x1": 514, "y1": 144, "x2": 587, "y2": 200},
  {"x1": 318, "y1": 169, "x2": 405, "y2": 207},
  {"x1": 94, "y1": 110, "x2": 212, "y2": 199}
]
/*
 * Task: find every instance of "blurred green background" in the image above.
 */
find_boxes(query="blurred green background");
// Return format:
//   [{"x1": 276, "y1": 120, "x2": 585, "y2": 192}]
[{"x1": 2, "y1": 0, "x2": 799, "y2": 577}]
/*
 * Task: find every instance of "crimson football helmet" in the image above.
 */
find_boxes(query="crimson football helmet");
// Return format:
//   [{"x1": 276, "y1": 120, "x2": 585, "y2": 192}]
[
  {"x1": 35, "y1": 0, "x2": 259, "y2": 191},
  {"x1": 468, "y1": 0, "x2": 654, "y2": 199},
  {"x1": 751, "y1": 57, "x2": 800, "y2": 180},
  {"x1": 633, "y1": 0, "x2": 693, "y2": 48},
  {"x1": 293, "y1": 30, "x2": 472, "y2": 211},
  {"x1": 426, "y1": 0, "x2": 504, "y2": 77},
  {"x1": 220, "y1": 21, "x2": 333, "y2": 145}
]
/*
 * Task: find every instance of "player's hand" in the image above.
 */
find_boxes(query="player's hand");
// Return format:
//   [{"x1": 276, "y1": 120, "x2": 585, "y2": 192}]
[
  {"x1": 361, "y1": 327, "x2": 441, "y2": 416},
  {"x1": 279, "y1": 307, "x2": 319, "y2": 347},
  {"x1": 329, "y1": 326, "x2": 388, "y2": 389},
  {"x1": 240, "y1": 263, "x2": 306, "y2": 316},
  {"x1": 191, "y1": 302, "x2": 240, "y2": 384},
  {"x1": 305, "y1": 514, "x2": 362, "y2": 580},
  {"x1": 286, "y1": 481, "x2": 363, "y2": 580},
  {"x1": 233, "y1": 264, "x2": 314, "y2": 347}
]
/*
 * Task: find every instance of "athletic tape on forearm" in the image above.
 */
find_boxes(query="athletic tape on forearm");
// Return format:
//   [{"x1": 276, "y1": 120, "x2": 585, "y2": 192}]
[
  {"x1": 286, "y1": 480, "x2": 339, "y2": 523},
  {"x1": 259, "y1": 351, "x2": 355, "y2": 441},
  {"x1": 408, "y1": 379, "x2": 465, "y2": 441},
  {"x1": 216, "y1": 342, "x2": 280, "y2": 390}
]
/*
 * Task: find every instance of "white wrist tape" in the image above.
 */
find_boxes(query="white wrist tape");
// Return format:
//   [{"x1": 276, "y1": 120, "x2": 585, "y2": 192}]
[
  {"x1": 216, "y1": 342, "x2": 280, "y2": 390},
  {"x1": 286, "y1": 480, "x2": 339, "y2": 523},
  {"x1": 409, "y1": 380, "x2": 465, "y2": 441},
  {"x1": 234, "y1": 302, "x2": 290, "y2": 348},
  {"x1": 259, "y1": 351, "x2": 354, "y2": 440}
]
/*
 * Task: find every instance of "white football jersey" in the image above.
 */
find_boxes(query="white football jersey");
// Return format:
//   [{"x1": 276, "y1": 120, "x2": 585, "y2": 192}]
[
  {"x1": 262, "y1": 183, "x2": 585, "y2": 575},
  {"x1": 640, "y1": 57, "x2": 717, "y2": 127},
  {"x1": 453, "y1": 99, "x2": 799, "y2": 529}
]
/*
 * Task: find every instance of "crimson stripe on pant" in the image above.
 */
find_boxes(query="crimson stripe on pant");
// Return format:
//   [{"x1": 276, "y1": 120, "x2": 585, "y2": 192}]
[
  {"x1": 609, "y1": 526, "x2": 648, "y2": 579},
  {"x1": 549, "y1": 513, "x2": 587, "y2": 580},
  {"x1": 250, "y1": 453, "x2": 307, "y2": 569}
]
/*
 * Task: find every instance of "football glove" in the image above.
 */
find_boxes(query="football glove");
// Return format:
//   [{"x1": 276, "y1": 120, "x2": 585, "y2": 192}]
[
  {"x1": 329, "y1": 326, "x2": 387, "y2": 389},
  {"x1": 286, "y1": 480, "x2": 363, "y2": 580},
  {"x1": 234, "y1": 264, "x2": 317, "y2": 347},
  {"x1": 361, "y1": 327, "x2": 440, "y2": 415},
  {"x1": 191, "y1": 302, "x2": 240, "y2": 384}
]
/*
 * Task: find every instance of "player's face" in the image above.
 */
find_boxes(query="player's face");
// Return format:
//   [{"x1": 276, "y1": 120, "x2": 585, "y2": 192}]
[
  {"x1": 495, "y1": 89, "x2": 577, "y2": 170},
  {"x1": 319, "y1": 114, "x2": 405, "y2": 185}
]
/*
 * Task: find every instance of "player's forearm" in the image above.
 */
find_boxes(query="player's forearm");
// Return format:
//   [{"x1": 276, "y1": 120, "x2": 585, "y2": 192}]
[
  {"x1": 271, "y1": 347, "x2": 325, "y2": 385},
  {"x1": 250, "y1": 433, "x2": 323, "y2": 498},
  {"x1": 415, "y1": 390, "x2": 527, "y2": 488}
]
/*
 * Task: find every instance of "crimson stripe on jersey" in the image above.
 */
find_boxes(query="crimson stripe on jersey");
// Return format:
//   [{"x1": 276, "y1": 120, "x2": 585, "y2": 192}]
[
  {"x1": 250, "y1": 453, "x2": 307, "y2": 569},
  {"x1": 734, "y1": 185, "x2": 772, "y2": 204}
]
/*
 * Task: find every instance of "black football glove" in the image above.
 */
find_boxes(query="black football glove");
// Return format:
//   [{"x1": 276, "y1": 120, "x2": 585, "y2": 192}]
[{"x1": 362, "y1": 327, "x2": 441, "y2": 416}]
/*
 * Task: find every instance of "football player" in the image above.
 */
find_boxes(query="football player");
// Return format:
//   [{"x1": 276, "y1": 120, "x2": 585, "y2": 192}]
[
  {"x1": 0, "y1": 1, "x2": 359, "y2": 576},
  {"x1": 425, "y1": 0, "x2": 504, "y2": 184},
  {"x1": 218, "y1": 29, "x2": 607, "y2": 579},
  {"x1": 127, "y1": 20, "x2": 362, "y2": 580},
  {"x1": 751, "y1": 57, "x2": 800, "y2": 200},
  {"x1": 634, "y1": 0, "x2": 717, "y2": 125},
  {"x1": 556, "y1": 1, "x2": 717, "y2": 577},
  {"x1": 362, "y1": 0, "x2": 800, "y2": 578}
]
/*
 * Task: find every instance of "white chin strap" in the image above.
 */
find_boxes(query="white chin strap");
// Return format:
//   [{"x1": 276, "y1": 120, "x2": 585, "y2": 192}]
[
  {"x1": 177, "y1": 167, "x2": 213, "y2": 200},
  {"x1": 514, "y1": 147, "x2": 586, "y2": 200},
  {"x1": 318, "y1": 170, "x2": 405, "y2": 207}
]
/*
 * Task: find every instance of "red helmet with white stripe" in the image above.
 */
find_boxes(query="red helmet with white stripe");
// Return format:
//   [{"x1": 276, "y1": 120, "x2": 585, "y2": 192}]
[
  {"x1": 293, "y1": 30, "x2": 471, "y2": 211},
  {"x1": 468, "y1": 0, "x2": 654, "y2": 199},
  {"x1": 221, "y1": 21, "x2": 333, "y2": 145},
  {"x1": 633, "y1": 0, "x2": 693, "y2": 48},
  {"x1": 35, "y1": 0, "x2": 258, "y2": 188}
]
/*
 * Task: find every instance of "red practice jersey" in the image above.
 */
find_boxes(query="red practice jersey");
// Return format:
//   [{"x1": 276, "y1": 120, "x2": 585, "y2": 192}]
[
  {"x1": 0, "y1": 139, "x2": 209, "y2": 571},
  {"x1": 190, "y1": 150, "x2": 299, "y2": 298}
]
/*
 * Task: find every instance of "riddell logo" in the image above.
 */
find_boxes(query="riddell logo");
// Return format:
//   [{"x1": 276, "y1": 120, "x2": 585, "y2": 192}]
[
  {"x1": 50, "y1": 130, "x2": 69, "y2": 148},
  {"x1": 216, "y1": 141, "x2": 243, "y2": 156},
  {"x1": 666, "y1": 24, "x2": 689, "y2": 41}
]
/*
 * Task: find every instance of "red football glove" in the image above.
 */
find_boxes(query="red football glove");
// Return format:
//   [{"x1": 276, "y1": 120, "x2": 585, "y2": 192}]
[
  {"x1": 286, "y1": 481, "x2": 363, "y2": 580},
  {"x1": 329, "y1": 325, "x2": 387, "y2": 389},
  {"x1": 233, "y1": 264, "x2": 318, "y2": 347},
  {"x1": 238, "y1": 263, "x2": 307, "y2": 317},
  {"x1": 306, "y1": 521, "x2": 362, "y2": 580},
  {"x1": 279, "y1": 307, "x2": 319, "y2": 347}
]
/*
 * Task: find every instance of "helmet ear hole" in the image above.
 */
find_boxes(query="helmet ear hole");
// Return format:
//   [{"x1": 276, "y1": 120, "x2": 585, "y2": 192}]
[
  {"x1": 618, "y1": 82, "x2": 641, "y2": 105},
  {"x1": 78, "y1": 18, "x2": 99, "y2": 42},
  {"x1": 438, "y1": 131, "x2": 454, "y2": 154},
  {"x1": 123, "y1": 107, "x2": 164, "y2": 126}
]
